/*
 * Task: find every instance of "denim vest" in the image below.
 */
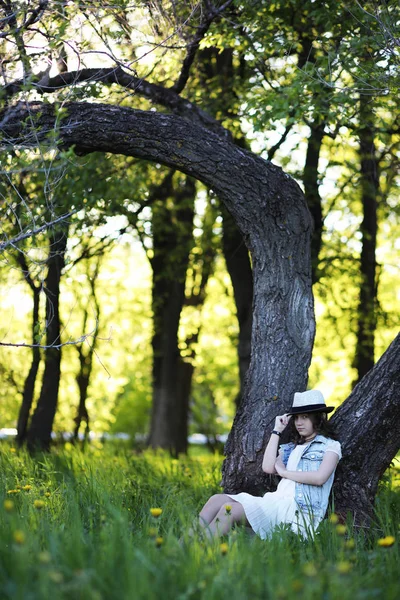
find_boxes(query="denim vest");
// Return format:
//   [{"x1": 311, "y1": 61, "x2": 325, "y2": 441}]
[{"x1": 279, "y1": 435, "x2": 338, "y2": 521}]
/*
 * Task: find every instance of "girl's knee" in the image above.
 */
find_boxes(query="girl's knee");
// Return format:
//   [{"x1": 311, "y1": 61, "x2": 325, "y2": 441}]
[{"x1": 207, "y1": 493, "x2": 226, "y2": 505}]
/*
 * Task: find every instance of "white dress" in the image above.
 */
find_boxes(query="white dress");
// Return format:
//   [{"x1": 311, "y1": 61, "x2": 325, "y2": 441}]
[{"x1": 226, "y1": 440, "x2": 341, "y2": 540}]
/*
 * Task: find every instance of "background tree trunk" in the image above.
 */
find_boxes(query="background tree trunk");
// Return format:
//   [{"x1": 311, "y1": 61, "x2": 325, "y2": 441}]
[
  {"x1": 16, "y1": 287, "x2": 41, "y2": 444},
  {"x1": 303, "y1": 122, "x2": 325, "y2": 283},
  {"x1": 73, "y1": 258, "x2": 101, "y2": 444},
  {"x1": 178, "y1": 197, "x2": 217, "y2": 444},
  {"x1": 148, "y1": 175, "x2": 195, "y2": 455},
  {"x1": 353, "y1": 93, "x2": 379, "y2": 382},
  {"x1": 26, "y1": 226, "x2": 68, "y2": 451},
  {"x1": 15, "y1": 253, "x2": 41, "y2": 445}
]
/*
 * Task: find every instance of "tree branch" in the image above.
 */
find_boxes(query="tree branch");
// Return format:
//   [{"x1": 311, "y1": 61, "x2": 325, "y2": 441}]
[
  {"x1": 3, "y1": 66, "x2": 229, "y2": 138},
  {"x1": 171, "y1": 0, "x2": 235, "y2": 94},
  {"x1": 0, "y1": 0, "x2": 49, "y2": 39},
  {"x1": 0, "y1": 100, "x2": 303, "y2": 244}
]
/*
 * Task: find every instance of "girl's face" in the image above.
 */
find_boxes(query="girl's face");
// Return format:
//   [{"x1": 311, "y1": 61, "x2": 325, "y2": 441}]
[{"x1": 294, "y1": 414, "x2": 316, "y2": 439}]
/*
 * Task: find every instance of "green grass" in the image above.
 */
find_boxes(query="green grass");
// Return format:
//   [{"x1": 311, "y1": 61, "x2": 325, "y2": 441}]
[{"x1": 1, "y1": 443, "x2": 399, "y2": 600}]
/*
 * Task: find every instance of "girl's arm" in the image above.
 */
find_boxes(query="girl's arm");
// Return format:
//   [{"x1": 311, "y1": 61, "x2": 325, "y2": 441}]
[
  {"x1": 274, "y1": 451, "x2": 339, "y2": 486},
  {"x1": 262, "y1": 414, "x2": 291, "y2": 474}
]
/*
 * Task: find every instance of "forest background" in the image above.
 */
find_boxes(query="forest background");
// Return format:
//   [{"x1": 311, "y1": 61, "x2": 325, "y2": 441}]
[{"x1": 0, "y1": 0, "x2": 399, "y2": 453}]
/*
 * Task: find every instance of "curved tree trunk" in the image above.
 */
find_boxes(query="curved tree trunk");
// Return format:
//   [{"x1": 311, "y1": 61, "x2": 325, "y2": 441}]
[
  {"x1": 3, "y1": 101, "x2": 317, "y2": 492},
  {"x1": 26, "y1": 226, "x2": 68, "y2": 451}
]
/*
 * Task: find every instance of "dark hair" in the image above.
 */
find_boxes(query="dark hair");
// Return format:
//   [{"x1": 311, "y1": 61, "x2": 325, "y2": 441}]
[{"x1": 288, "y1": 412, "x2": 338, "y2": 445}]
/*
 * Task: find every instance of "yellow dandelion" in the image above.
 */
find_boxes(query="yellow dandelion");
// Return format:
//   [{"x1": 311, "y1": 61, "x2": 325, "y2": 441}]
[
  {"x1": 303, "y1": 562, "x2": 318, "y2": 577},
  {"x1": 34, "y1": 499, "x2": 45, "y2": 510},
  {"x1": 220, "y1": 542, "x2": 229, "y2": 555},
  {"x1": 225, "y1": 505, "x2": 232, "y2": 515},
  {"x1": 377, "y1": 536, "x2": 395, "y2": 548},
  {"x1": 10, "y1": 447, "x2": 16, "y2": 453},
  {"x1": 22, "y1": 485, "x2": 32, "y2": 491},
  {"x1": 150, "y1": 508, "x2": 162, "y2": 518},
  {"x1": 4, "y1": 499, "x2": 14, "y2": 512},
  {"x1": 44, "y1": 492, "x2": 51, "y2": 498},
  {"x1": 155, "y1": 536, "x2": 164, "y2": 548},
  {"x1": 13, "y1": 530, "x2": 25, "y2": 545},
  {"x1": 344, "y1": 538, "x2": 356, "y2": 550},
  {"x1": 329, "y1": 513, "x2": 339, "y2": 524},
  {"x1": 336, "y1": 524, "x2": 347, "y2": 536},
  {"x1": 38, "y1": 551, "x2": 52, "y2": 564},
  {"x1": 7, "y1": 489, "x2": 20, "y2": 495},
  {"x1": 336, "y1": 560, "x2": 352, "y2": 574}
]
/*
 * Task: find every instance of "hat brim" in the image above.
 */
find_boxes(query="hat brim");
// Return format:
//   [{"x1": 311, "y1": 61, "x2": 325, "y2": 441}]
[{"x1": 287, "y1": 404, "x2": 334, "y2": 415}]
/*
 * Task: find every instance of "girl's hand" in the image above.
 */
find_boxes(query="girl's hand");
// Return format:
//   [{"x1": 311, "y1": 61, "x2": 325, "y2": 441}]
[{"x1": 274, "y1": 414, "x2": 291, "y2": 433}]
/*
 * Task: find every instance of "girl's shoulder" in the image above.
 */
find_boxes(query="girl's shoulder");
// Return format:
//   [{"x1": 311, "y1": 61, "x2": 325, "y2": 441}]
[
  {"x1": 321, "y1": 436, "x2": 342, "y2": 459},
  {"x1": 314, "y1": 434, "x2": 340, "y2": 445}
]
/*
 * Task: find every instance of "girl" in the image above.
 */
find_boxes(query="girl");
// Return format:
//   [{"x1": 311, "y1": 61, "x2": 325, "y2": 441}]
[{"x1": 196, "y1": 390, "x2": 341, "y2": 540}]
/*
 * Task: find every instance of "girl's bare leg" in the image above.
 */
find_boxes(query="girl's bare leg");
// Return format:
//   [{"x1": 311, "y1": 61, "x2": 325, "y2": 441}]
[
  {"x1": 207, "y1": 500, "x2": 248, "y2": 537},
  {"x1": 198, "y1": 494, "x2": 233, "y2": 526},
  {"x1": 185, "y1": 494, "x2": 228, "y2": 539},
  {"x1": 195, "y1": 493, "x2": 249, "y2": 539}
]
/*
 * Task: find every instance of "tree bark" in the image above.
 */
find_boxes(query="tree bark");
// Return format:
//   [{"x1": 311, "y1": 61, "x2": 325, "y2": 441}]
[
  {"x1": 26, "y1": 225, "x2": 68, "y2": 451},
  {"x1": 353, "y1": 93, "x2": 379, "y2": 382},
  {"x1": 3, "y1": 101, "x2": 315, "y2": 482},
  {"x1": 331, "y1": 333, "x2": 400, "y2": 524}
]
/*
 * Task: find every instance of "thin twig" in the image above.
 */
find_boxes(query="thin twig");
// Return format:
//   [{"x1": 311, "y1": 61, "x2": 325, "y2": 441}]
[{"x1": 0, "y1": 210, "x2": 77, "y2": 252}]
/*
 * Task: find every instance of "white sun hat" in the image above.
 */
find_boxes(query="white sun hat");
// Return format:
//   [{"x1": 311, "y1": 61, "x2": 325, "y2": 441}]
[{"x1": 287, "y1": 390, "x2": 334, "y2": 415}]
